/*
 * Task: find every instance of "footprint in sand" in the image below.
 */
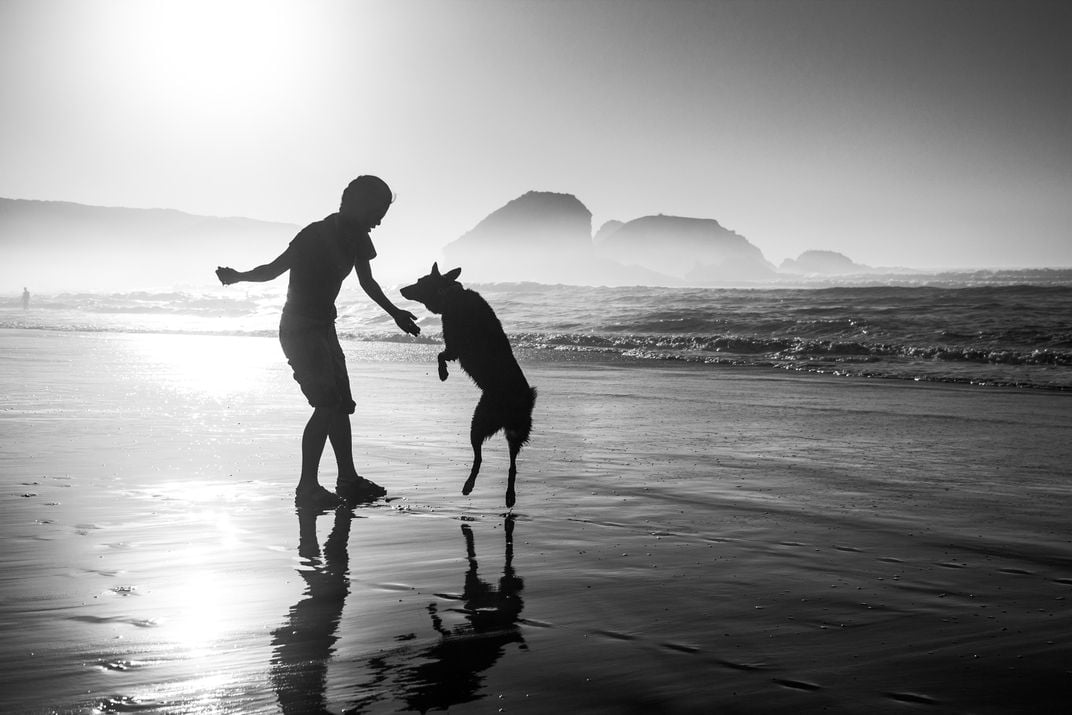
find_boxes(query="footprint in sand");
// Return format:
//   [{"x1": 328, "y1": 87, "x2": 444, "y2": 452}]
[{"x1": 773, "y1": 678, "x2": 823, "y2": 692}]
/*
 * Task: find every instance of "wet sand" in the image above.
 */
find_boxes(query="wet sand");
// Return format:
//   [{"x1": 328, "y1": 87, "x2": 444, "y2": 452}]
[{"x1": 2, "y1": 329, "x2": 1071, "y2": 714}]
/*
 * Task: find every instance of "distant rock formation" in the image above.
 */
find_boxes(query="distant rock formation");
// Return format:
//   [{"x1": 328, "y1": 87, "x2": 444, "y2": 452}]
[
  {"x1": 6, "y1": 194, "x2": 944, "y2": 292},
  {"x1": 440, "y1": 192, "x2": 786, "y2": 285},
  {"x1": 597, "y1": 215, "x2": 777, "y2": 283},
  {"x1": 780, "y1": 250, "x2": 872, "y2": 275},
  {"x1": 448, "y1": 190, "x2": 594, "y2": 255},
  {"x1": 593, "y1": 220, "x2": 624, "y2": 245},
  {"x1": 442, "y1": 191, "x2": 674, "y2": 285}
]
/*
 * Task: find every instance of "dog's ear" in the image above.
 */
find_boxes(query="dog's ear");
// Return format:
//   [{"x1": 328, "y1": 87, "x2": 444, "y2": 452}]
[
  {"x1": 444, "y1": 267, "x2": 462, "y2": 282},
  {"x1": 431, "y1": 262, "x2": 441, "y2": 277}
]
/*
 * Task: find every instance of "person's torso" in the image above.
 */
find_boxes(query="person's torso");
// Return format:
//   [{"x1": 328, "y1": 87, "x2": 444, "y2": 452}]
[{"x1": 284, "y1": 215, "x2": 373, "y2": 320}]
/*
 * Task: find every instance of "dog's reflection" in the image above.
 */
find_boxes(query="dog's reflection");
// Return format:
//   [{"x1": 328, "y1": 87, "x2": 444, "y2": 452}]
[
  {"x1": 271, "y1": 506, "x2": 353, "y2": 714},
  {"x1": 360, "y1": 516, "x2": 525, "y2": 713}
]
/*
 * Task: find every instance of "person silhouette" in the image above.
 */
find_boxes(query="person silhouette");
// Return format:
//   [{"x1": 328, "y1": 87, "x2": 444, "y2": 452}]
[
  {"x1": 216, "y1": 176, "x2": 420, "y2": 508},
  {"x1": 21, "y1": 287, "x2": 29, "y2": 310}
]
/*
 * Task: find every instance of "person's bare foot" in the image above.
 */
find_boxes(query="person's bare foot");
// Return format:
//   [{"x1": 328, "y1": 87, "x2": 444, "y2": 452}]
[
  {"x1": 295, "y1": 484, "x2": 344, "y2": 510},
  {"x1": 336, "y1": 475, "x2": 387, "y2": 503}
]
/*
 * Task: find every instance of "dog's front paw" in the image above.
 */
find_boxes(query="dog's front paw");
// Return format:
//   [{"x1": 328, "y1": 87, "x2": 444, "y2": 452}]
[{"x1": 438, "y1": 363, "x2": 449, "y2": 381}]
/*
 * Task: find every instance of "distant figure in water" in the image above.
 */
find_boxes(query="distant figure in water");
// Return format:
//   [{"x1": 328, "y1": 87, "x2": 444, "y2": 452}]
[
  {"x1": 216, "y1": 176, "x2": 421, "y2": 509},
  {"x1": 21, "y1": 287, "x2": 29, "y2": 310}
]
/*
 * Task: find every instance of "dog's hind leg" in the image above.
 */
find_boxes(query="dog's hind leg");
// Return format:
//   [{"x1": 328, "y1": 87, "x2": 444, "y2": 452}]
[
  {"x1": 504, "y1": 432, "x2": 522, "y2": 508},
  {"x1": 463, "y1": 430, "x2": 482, "y2": 496},
  {"x1": 463, "y1": 395, "x2": 498, "y2": 497},
  {"x1": 503, "y1": 402, "x2": 532, "y2": 508}
]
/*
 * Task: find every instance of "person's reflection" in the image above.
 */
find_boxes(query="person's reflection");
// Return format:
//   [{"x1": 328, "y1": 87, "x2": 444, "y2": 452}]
[
  {"x1": 271, "y1": 506, "x2": 353, "y2": 714},
  {"x1": 399, "y1": 515, "x2": 526, "y2": 712}
]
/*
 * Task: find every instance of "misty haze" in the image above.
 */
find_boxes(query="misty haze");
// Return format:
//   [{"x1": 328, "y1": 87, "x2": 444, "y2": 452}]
[{"x1": 3, "y1": 193, "x2": 1066, "y2": 294}]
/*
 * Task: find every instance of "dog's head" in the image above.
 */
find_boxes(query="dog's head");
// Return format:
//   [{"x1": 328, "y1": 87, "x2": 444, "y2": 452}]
[{"x1": 400, "y1": 262, "x2": 462, "y2": 314}]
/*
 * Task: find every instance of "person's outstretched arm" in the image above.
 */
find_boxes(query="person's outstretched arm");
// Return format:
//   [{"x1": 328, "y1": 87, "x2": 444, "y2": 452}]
[
  {"x1": 216, "y1": 249, "x2": 292, "y2": 285},
  {"x1": 355, "y1": 259, "x2": 421, "y2": 336}
]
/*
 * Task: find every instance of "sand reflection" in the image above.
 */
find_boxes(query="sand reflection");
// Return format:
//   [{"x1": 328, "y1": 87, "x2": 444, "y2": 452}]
[
  {"x1": 358, "y1": 515, "x2": 526, "y2": 712},
  {"x1": 270, "y1": 506, "x2": 353, "y2": 714},
  {"x1": 270, "y1": 512, "x2": 526, "y2": 713}
]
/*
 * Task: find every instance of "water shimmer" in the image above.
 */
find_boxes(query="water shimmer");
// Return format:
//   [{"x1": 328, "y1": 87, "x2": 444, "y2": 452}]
[
  {"x1": 4, "y1": 277, "x2": 1072, "y2": 388},
  {"x1": 2, "y1": 329, "x2": 1071, "y2": 713}
]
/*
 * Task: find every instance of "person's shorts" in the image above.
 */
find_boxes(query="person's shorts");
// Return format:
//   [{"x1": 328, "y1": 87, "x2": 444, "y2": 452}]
[{"x1": 279, "y1": 313, "x2": 356, "y2": 414}]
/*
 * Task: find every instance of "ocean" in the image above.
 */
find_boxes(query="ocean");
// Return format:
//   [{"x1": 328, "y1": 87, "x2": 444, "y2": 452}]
[{"x1": 3, "y1": 273, "x2": 1072, "y2": 390}]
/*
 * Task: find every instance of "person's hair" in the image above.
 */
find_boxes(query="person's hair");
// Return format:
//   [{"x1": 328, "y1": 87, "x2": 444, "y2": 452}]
[{"x1": 340, "y1": 175, "x2": 394, "y2": 210}]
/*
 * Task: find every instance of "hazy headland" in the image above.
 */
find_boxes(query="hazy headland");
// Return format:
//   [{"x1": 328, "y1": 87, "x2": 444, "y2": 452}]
[{"x1": 4, "y1": 194, "x2": 1068, "y2": 294}]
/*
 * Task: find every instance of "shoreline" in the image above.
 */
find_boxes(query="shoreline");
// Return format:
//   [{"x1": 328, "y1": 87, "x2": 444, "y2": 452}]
[
  {"x1": 3, "y1": 325, "x2": 1071, "y2": 393},
  {"x1": 2, "y1": 329, "x2": 1071, "y2": 713}
]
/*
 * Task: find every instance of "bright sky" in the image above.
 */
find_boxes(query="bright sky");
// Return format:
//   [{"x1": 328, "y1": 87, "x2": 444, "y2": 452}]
[{"x1": 1, "y1": 0, "x2": 1070, "y2": 270}]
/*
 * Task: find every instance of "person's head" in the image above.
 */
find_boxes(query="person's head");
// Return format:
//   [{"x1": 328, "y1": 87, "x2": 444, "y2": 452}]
[{"x1": 339, "y1": 175, "x2": 393, "y2": 231}]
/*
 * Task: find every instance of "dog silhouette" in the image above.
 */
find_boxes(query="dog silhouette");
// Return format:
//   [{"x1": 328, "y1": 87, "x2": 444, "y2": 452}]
[{"x1": 401, "y1": 263, "x2": 536, "y2": 507}]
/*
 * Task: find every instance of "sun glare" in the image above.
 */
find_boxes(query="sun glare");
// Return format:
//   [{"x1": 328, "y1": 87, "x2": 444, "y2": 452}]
[
  {"x1": 133, "y1": 333, "x2": 278, "y2": 398},
  {"x1": 157, "y1": 503, "x2": 247, "y2": 652},
  {"x1": 103, "y1": 0, "x2": 312, "y2": 124},
  {"x1": 167, "y1": 569, "x2": 235, "y2": 654}
]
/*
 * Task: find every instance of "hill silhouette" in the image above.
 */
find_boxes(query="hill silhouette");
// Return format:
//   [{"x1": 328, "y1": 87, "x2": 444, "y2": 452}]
[
  {"x1": 443, "y1": 191, "x2": 671, "y2": 285},
  {"x1": 0, "y1": 198, "x2": 297, "y2": 291},
  {"x1": 442, "y1": 191, "x2": 790, "y2": 285},
  {"x1": 3, "y1": 194, "x2": 912, "y2": 292},
  {"x1": 597, "y1": 214, "x2": 777, "y2": 283},
  {"x1": 780, "y1": 250, "x2": 873, "y2": 275}
]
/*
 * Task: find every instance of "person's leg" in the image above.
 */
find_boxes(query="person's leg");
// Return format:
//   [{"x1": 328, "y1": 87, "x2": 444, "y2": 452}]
[
  {"x1": 299, "y1": 407, "x2": 331, "y2": 487},
  {"x1": 328, "y1": 411, "x2": 358, "y2": 480},
  {"x1": 330, "y1": 411, "x2": 387, "y2": 500},
  {"x1": 295, "y1": 407, "x2": 342, "y2": 507},
  {"x1": 281, "y1": 318, "x2": 348, "y2": 508},
  {"x1": 324, "y1": 329, "x2": 385, "y2": 501}
]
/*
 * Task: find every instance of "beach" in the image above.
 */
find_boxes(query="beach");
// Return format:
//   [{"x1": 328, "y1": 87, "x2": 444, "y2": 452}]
[{"x1": 2, "y1": 328, "x2": 1071, "y2": 714}]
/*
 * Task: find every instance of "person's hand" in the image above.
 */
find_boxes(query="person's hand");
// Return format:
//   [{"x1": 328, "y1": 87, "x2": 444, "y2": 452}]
[
  {"x1": 394, "y1": 310, "x2": 421, "y2": 336},
  {"x1": 216, "y1": 266, "x2": 240, "y2": 285}
]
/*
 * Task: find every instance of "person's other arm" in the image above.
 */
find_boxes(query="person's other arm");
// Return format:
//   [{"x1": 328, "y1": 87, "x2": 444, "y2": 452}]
[
  {"x1": 355, "y1": 259, "x2": 421, "y2": 335},
  {"x1": 216, "y1": 249, "x2": 292, "y2": 285}
]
